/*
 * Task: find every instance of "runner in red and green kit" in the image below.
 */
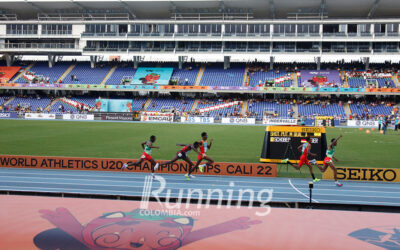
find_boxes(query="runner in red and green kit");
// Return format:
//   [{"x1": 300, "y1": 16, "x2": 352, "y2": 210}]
[
  {"x1": 193, "y1": 132, "x2": 214, "y2": 174},
  {"x1": 322, "y1": 134, "x2": 343, "y2": 187},
  {"x1": 282, "y1": 136, "x2": 325, "y2": 183},
  {"x1": 122, "y1": 135, "x2": 160, "y2": 178}
]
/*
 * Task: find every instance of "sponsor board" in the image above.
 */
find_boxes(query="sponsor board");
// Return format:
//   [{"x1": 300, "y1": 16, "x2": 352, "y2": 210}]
[
  {"x1": 262, "y1": 118, "x2": 297, "y2": 125},
  {"x1": 0, "y1": 112, "x2": 18, "y2": 119},
  {"x1": 24, "y1": 113, "x2": 56, "y2": 120},
  {"x1": 347, "y1": 120, "x2": 379, "y2": 128},
  {"x1": 182, "y1": 116, "x2": 215, "y2": 124},
  {"x1": 62, "y1": 114, "x2": 94, "y2": 121},
  {"x1": 141, "y1": 115, "x2": 173, "y2": 122},
  {"x1": 221, "y1": 117, "x2": 256, "y2": 124},
  {"x1": 323, "y1": 167, "x2": 400, "y2": 182},
  {"x1": 101, "y1": 113, "x2": 133, "y2": 121},
  {"x1": 0, "y1": 155, "x2": 277, "y2": 177}
]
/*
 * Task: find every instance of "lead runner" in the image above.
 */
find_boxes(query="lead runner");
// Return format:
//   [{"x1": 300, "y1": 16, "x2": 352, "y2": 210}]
[{"x1": 322, "y1": 135, "x2": 343, "y2": 187}]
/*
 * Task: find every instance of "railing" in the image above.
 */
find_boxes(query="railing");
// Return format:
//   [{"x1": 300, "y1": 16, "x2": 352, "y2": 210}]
[
  {"x1": 41, "y1": 30, "x2": 72, "y2": 35},
  {"x1": 1, "y1": 43, "x2": 76, "y2": 49},
  {"x1": 6, "y1": 30, "x2": 38, "y2": 35}
]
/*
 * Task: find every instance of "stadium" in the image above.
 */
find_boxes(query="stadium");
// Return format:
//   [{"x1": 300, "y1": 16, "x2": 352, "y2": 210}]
[{"x1": 0, "y1": 0, "x2": 400, "y2": 249}]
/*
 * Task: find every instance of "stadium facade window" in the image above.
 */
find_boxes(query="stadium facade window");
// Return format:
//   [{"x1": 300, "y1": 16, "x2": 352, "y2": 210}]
[
  {"x1": 6, "y1": 24, "x2": 38, "y2": 35},
  {"x1": 42, "y1": 24, "x2": 72, "y2": 35}
]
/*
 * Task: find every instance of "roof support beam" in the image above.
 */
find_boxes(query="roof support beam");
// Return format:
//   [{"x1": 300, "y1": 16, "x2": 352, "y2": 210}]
[
  {"x1": 367, "y1": 0, "x2": 381, "y2": 18},
  {"x1": 320, "y1": 0, "x2": 326, "y2": 15},
  {"x1": 25, "y1": 0, "x2": 48, "y2": 17},
  {"x1": 120, "y1": 1, "x2": 136, "y2": 19},
  {"x1": 269, "y1": 0, "x2": 275, "y2": 19}
]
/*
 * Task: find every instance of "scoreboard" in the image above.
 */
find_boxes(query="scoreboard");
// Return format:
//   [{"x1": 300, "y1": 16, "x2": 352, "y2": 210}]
[
  {"x1": 260, "y1": 126, "x2": 327, "y2": 164},
  {"x1": 315, "y1": 116, "x2": 335, "y2": 127}
]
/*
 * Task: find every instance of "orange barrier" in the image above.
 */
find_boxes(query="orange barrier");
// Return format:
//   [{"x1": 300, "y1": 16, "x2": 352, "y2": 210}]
[
  {"x1": 0, "y1": 66, "x2": 21, "y2": 83},
  {"x1": 365, "y1": 88, "x2": 400, "y2": 92},
  {"x1": 0, "y1": 154, "x2": 277, "y2": 177}
]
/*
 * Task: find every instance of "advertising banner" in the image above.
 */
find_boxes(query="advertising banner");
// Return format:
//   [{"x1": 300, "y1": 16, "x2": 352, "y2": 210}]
[
  {"x1": 0, "y1": 112, "x2": 18, "y2": 119},
  {"x1": 262, "y1": 118, "x2": 297, "y2": 125},
  {"x1": 132, "y1": 67, "x2": 173, "y2": 85},
  {"x1": 24, "y1": 113, "x2": 56, "y2": 120},
  {"x1": 95, "y1": 99, "x2": 133, "y2": 112},
  {"x1": 221, "y1": 117, "x2": 256, "y2": 124},
  {"x1": 62, "y1": 114, "x2": 94, "y2": 121},
  {"x1": 0, "y1": 154, "x2": 277, "y2": 178},
  {"x1": 347, "y1": 120, "x2": 379, "y2": 128},
  {"x1": 101, "y1": 113, "x2": 133, "y2": 121},
  {"x1": 323, "y1": 166, "x2": 400, "y2": 182},
  {"x1": 141, "y1": 115, "x2": 173, "y2": 122},
  {"x1": 183, "y1": 116, "x2": 215, "y2": 123}
]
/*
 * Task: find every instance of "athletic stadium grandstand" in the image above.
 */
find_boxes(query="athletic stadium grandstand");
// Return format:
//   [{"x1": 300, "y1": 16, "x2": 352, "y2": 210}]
[{"x1": 1, "y1": 1, "x2": 400, "y2": 249}]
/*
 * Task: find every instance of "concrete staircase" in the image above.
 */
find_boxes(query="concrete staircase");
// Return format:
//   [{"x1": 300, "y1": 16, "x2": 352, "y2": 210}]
[
  {"x1": 344, "y1": 103, "x2": 352, "y2": 118},
  {"x1": 142, "y1": 98, "x2": 152, "y2": 111},
  {"x1": 293, "y1": 103, "x2": 299, "y2": 118},
  {"x1": 392, "y1": 74, "x2": 400, "y2": 87},
  {"x1": 100, "y1": 65, "x2": 117, "y2": 85},
  {"x1": 241, "y1": 100, "x2": 248, "y2": 115},
  {"x1": 11, "y1": 63, "x2": 35, "y2": 83},
  {"x1": 44, "y1": 98, "x2": 59, "y2": 112},
  {"x1": 194, "y1": 64, "x2": 206, "y2": 86},
  {"x1": 57, "y1": 64, "x2": 76, "y2": 83},
  {"x1": 242, "y1": 66, "x2": 249, "y2": 87},
  {"x1": 292, "y1": 72, "x2": 298, "y2": 87},
  {"x1": 189, "y1": 99, "x2": 199, "y2": 113},
  {"x1": 3, "y1": 97, "x2": 15, "y2": 106}
]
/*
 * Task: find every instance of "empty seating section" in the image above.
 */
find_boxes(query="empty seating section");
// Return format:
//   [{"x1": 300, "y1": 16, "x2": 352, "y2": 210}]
[
  {"x1": 200, "y1": 64, "x2": 244, "y2": 86},
  {"x1": 377, "y1": 78, "x2": 395, "y2": 88},
  {"x1": 50, "y1": 101, "x2": 77, "y2": 114},
  {"x1": 63, "y1": 63, "x2": 111, "y2": 85},
  {"x1": 132, "y1": 98, "x2": 148, "y2": 111},
  {"x1": 249, "y1": 71, "x2": 292, "y2": 87},
  {"x1": 196, "y1": 100, "x2": 242, "y2": 116},
  {"x1": 145, "y1": 98, "x2": 194, "y2": 112},
  {"x1": 105, "y1": 67, "x2": 137, "y2": 85},
  {"x1": 16, "y1": 62, "x2": 71, "y2": 84},
  {"x1": 248, "y1": 102, "x2": 293, "y2": 119},
  {"x1": 298, "y1": 104, "x2": 346, "y2": 117},
  {"x1": 0, "y1": 97, "x2": 10, "y2": 106},
  {"x1": 348, "y1": 78, "x2": 365, "y2": 88},
  {"x1": 350, "y1": 104, "x2": 393, "y2": 116},
  {"x1": 171, "y1": 66, "x2": 199, "y2": 86},
  {"x1": 9, "y1": 97, "x2": 51, "y2": 111}
]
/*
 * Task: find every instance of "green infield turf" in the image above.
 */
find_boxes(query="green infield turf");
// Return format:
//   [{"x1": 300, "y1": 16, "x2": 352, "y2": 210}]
[{"x1": 1, "y1": 120, "x2": 399, "y2": 178}]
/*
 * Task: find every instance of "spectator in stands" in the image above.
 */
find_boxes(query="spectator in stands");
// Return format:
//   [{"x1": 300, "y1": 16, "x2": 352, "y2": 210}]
[
  {"x1": 71, "y1": 74, "x2": 74, "y2": 82},
  {"x1": 185, "y1": 78, "x2": 189, "y2": 85}
]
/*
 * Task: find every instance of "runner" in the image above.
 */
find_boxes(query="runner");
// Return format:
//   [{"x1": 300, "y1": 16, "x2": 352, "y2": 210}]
[
  {"x1": 281, "y1": 136, "x2": 324, "y2": 183},
  {"x1": 122, "y1": 135, "x2": 160, "y2": 178},
  {"x1": 322, "y1": 135, "x2": 343, "y2": 187},
  {"x1": 161, "y1": 141, "x2": 201, "y2": 180},
  {"x1": 194, "y1": 132, "x2": 214, "y2": 173}
]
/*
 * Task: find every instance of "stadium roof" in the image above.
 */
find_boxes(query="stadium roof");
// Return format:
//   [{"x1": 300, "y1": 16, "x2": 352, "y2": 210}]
[{"x1": 0, "y1": 0, "x2": 399, "y2": 20}]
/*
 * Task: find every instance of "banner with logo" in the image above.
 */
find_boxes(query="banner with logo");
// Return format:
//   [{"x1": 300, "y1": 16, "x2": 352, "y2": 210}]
[
  {"x1": 62, "y1": 114, "x2": 94, "y2": 121},
  {"x1": 262, "y1": 118, "x2": 297, "y2": 125},
  {"x1": 0, "y1": 112, "x2": 18, "y2": 119},
  {"x1": 132, "y1": 67, "x2": 173, "y2": 85},
  {"x1": 347, "y1": 120, "x2": 379, "y2": 128},
  {"x1": 25, "y1": 113, "x2": 56, "y2": 120},
  {"x1": 141, "y1": 115, "x2": 173, "y2": 122},
  {"x1": 323, "y1": 167, "x2": 400, "y2": 182},
  {"x1": 101, "y1": 113, "x2": 133, "y2": 121},
  {"x1": 221, "y1": 117, "x2": 256, "y2": 124},
  {"x1": 95, "y1": 99, "x2": 133, "y2": 112},
  {"x1": 182, "y1": 116, "x2": 215, "y2": 124}
]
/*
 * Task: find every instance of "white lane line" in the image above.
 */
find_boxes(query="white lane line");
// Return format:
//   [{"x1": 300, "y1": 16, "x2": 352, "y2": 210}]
[{"x1": 288, "y1": 179, "x2": 319, "y2": 203}]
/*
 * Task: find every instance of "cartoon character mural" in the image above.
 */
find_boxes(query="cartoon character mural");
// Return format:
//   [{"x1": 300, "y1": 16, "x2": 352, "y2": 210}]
[
  {"x1": 349, "y1": 226, "x2": 400, "y2": 249},
  {"x1": 34, "y1": 208, "x2": 261, "y2": 250},
  {"x1": 139, "y1": 73, "x2": 161, "y2": 85}
]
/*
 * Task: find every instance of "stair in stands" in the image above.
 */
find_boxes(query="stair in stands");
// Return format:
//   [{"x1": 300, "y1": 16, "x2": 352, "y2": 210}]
[
  {"x1": 57, "y1": 64, "x2": 76, "y2": 83},
  {"x1": 392, "y1": 74, "x2": 400, "y2": 88},
  {"x1": 194, "y1": 64, "x2": 206, "y2": 86},
  {"x1": 344, "y1": 103, "x2": 352, "y2": 118},
  {"x1": 101, "y1": 65, "x2": 117, "y2": 85},
  {"x1": 189, "y1": 99, "x2": 199, "y2": 113},
  {"x1": 44, "y1": 98, "x2": 59, "y2": 112},
  {"x1": 58, "y1": 97, "x2": 92, "y2": 110},
  {"x1": 11, "y1": 63, "x2": 35, "y2": 83},
  {"x1": 3, "y1": 97, "x2": 15, "y2": 106},
  {"x1": 241, "y1": 100, "x2": 248, "y2": 115},
  {"x1": 142, "y1": 98, "x2": 152, "y2": 111},
  {"x1": 242, "y1": 66, "x2": 249, "y2": 87}
]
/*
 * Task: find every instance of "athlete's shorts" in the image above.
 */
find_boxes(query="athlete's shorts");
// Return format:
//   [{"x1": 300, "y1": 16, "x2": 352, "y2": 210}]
[
  {"x1": 177, "y1": 152, "x2": 188, "y2": 160},
  {"x1": 197, "y1": 154, "x2": 206, "y2": 161},
  {"x1": 323, "y1": 157, "x2": 333, "y2": 165},
  {"x1": 298, "y1": 155, "x2": 309, "y2": 167},
  {"x1": 140, "y1": 152, "x2": 153, "y2": 161}
]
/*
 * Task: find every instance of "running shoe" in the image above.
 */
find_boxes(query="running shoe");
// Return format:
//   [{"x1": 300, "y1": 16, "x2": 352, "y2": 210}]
[
  {"x1": 309, "y1": 159, "x2": 317, "y2": 165},
  {"x1": 198, "y1": 164, "x2": 205, "y2": 173},
  {"x1": 281, "y1": 158, "x2": 289, "y2": 164},
  {"x1": 151, "y1": 173, "x2": 155, "y2": 179},
  {"x1": 189, "y1": 175, "x2": 196, "y2": 179},
  {"x1": 335, "y1": 181, "x2": 343, "y2": 187},
  {"x1": 313, "y1": 178, "x2": 321, "y2": 183},
  {"x1": 184, "y1": 174, "x2": 190, "y2": 181},
  {"x1": 154, "y1": 163, "x2": 159, "y2": 171},
  {"x1": 122, "y1": 163, "x2": 128, "y2": 170}
]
